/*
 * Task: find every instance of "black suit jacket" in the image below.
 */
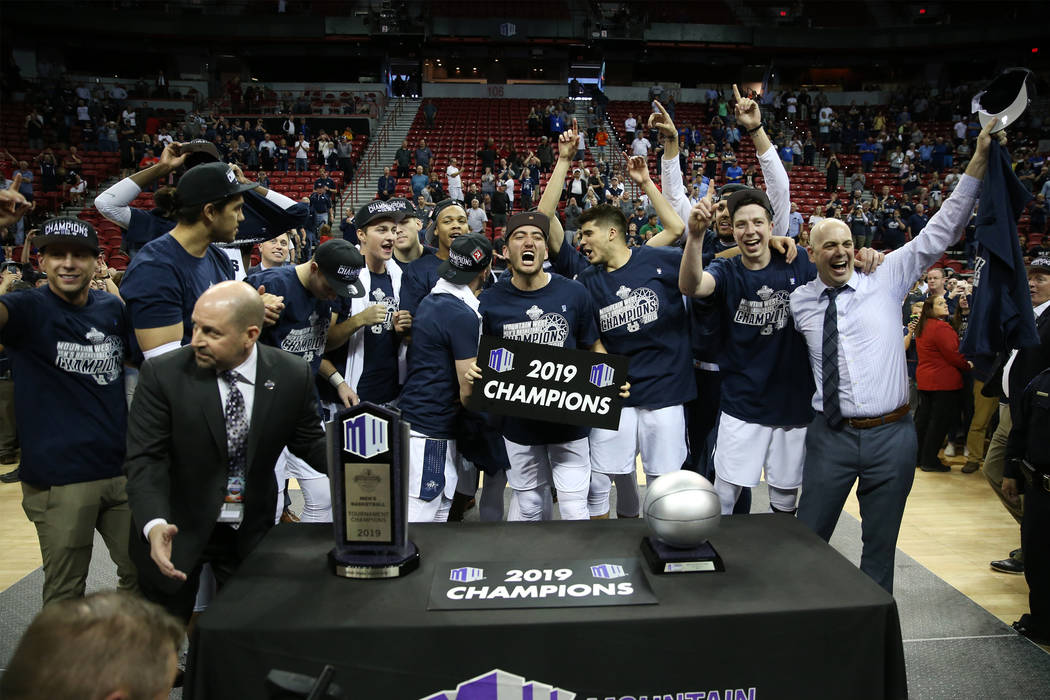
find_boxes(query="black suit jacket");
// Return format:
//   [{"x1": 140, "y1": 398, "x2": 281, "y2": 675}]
[
  {"x1": 125, "y1": 344, "x2": 326, "y2": 594},
  {"x1": 982, "y1": 307, "x2": 1050, "y2": 408}
]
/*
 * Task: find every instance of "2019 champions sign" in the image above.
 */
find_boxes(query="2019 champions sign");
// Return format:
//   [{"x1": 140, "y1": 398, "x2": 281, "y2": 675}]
[{"x1": 470, "y1": 336, "x2": 629, "y2": 430}]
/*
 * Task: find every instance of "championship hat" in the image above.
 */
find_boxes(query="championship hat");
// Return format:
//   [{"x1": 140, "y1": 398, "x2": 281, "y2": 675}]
[
  {"x1": 1028, "y1": 255, "x2": 1050, "y2": 274},
  {"x1": 175, "y1": 162, "x2": 258, "y2": 209},
  {"x1": 313, "y1": 239, "x2": 367, "y2": 298},
  {"x1": 972, "y1": 68, "x2": 1032, "y2": 134},
  {"x1": 181, "y1": 139, "x2": 223, "y2": 168},
  {"x1": 355, "y1": 199, "x2": 405, "y2": 229},
  {"x1": 33, "y1": 217, "x2": 99, "y2": 255},
  {"x1": 438, "y1": 233, "x2": 492, "y2": 285}
]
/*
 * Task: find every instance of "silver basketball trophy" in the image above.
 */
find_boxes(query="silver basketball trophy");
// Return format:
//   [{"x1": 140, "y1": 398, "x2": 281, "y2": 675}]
[
  {"x1": 327, "y1": 402, "x2": 419, "y2": 578},
  {"x1": 641, "y1": 471, "x2": 725, "y2": 574}
]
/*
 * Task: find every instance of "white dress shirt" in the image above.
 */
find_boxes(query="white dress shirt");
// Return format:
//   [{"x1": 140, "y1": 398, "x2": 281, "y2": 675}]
[
  {"x1": 790, "y1": 175, "x2": 981, "y2": 419},
  {"x1": 143, "y1": 345, "x2": 259, "y2": 539}
]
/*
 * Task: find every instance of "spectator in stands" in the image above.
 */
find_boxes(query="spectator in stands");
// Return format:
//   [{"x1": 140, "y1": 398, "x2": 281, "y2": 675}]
[
  {"x1": 395, "y1": 139, "x2": 413, "y2": 179},
  {"x1": 491, "y1": 182, "x2": 510, "y2": 230},
  {"x1": 423, "y1": 100, "x2": 438, "y2": 129},
  {"x1": 24, "y1": 109, "x2": 44, "y2": 150},
  {"x1": 914, "y1": 295, "x2": 972, "y2": 472},
  {"x1": 788, "y1": 202, "x2": 804, "y2": 240},
  {"x1": 725, "y1": 158, "x2": 743, "y2": 185},
  {"x1": 14, "y1": 162, "x2": 33, "y2": 203},
  {"x1": 427, "y1": 170, "x2": 447, "y2": 203},
  {"x1": 624, "y1": 113, "x2": 637, "y2": 143},
  {"x1": 376, "y1": 167, "x2": 397, "y2": 202},
  {"x1": 310, "y1": 183, "x2": 331, "y2": 231},
  {"x1": 446, "y1": 158, "x2": 463, "y2": 202},
  {"x1": 907, "y1": 203, "x2": 929, "y2": 240},
  {"x1": 294, "y1": 134, "x2": 310, "y2": 173},
  {"x1": 467, "y1": 198, "x2": 488, "y2": 235},
  {"x1": 527, "y1": 106, "x2": 542, "y2": 137},
  {"x1": 318, "y1": 133, "x2": 337, "y2": 169},
  {"x1": 315, "y1": 167, "x2": 337, "y2": 198},
  {"x1": 594, "y1": 127, "x2": 609, "y2": 162},
  {"x1": 1, "y1": 591, "x2": 182, "y2": 700},
  {"x1": 825, "y1": 152, "x2": 840, "y2": 192},
  {"x1": 259, "y1": 133, "x2": 276, "y2": 171},
  {"x1": 68, "y1": 174, "x2": 86, "y2": 207},
  {"x1": 409, "y1": 165, "x2": 428, "y2": 201},
  {"x1": 1030, "y1": 194, "x2": 1047, "y2": 236},
  {"x1": 414, "y1": 139, "x2": 433, "y2": 171}
]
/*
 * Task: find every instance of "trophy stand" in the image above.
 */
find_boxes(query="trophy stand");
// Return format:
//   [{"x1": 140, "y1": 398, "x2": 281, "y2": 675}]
[{"x1": 327, "y1": 402, "x2": 420, "y2": 579}]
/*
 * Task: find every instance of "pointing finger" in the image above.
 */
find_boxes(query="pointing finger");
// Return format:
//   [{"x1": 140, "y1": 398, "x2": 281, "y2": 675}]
[
  {"x1": 572, "y1": 117, "x2": 578, "y2": 133},
  {"x1": 732, "y1": 84, "x2": 742, "y2": 102},
  {"x1": 654, "y1": 100, "x2": 669, "y2": 118}
]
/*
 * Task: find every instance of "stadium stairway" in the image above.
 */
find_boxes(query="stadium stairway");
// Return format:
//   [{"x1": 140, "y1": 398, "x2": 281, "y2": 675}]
[{"x1": 343, "y1": 98, "x2": 422, "y2": 215}]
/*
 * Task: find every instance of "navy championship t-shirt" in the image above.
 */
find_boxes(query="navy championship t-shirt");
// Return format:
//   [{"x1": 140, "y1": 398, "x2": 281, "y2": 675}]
[
  {"x1": 126, "y1": 208, "x2": 175, "y2": 246},
  {"x1": 246, "y1": 266, "x2": 334, "y2": 375},
  {"x1": 356, "y1": 271, "x2": 401, "y2": 404},
  {"x1": 120, "y1": 233, "x2": 235, "y2": 344},
  {"x1": 705, "y1": 252, "x2": 817, "y2": 426},
  {"x1": 480, "y1": 273, "x2": 599, "y2": 445},
  {"x1": 398, "y1": 293, "x2": 480, "y2": 438},
  {"x1": 0, "y1": 288, "x2": 130, "y2": 487},
  {"x1": 577, "y1": 246, "x2": 696, "y2": 408},
  {"x1": 398, "y1": 251, "x2": 442, "y2": 316}
]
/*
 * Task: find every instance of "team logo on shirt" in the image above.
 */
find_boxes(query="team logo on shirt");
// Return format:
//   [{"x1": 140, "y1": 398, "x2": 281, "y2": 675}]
[
  {"x1": 55, "y1": 327, "x2": 124, "y2": 386},
  {"x1": 280, "y1": 310, "x2": 330, "y2": 363},
  {"x1": 502, "y1": 305, "x2": 570, "y2": 346},
  {"x1": 369, "y1": 288, "x2": 399, "y2": 334},
  {"x1": 598, "y1": 286, "x2": 660, "y2": 334},
  {"x1": 733, "y1": 284, "x2": 791, "y2": 336}
]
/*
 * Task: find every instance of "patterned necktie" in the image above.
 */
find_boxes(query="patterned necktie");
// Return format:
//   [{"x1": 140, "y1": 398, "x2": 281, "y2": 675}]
[
  {"x1": 822, "y1": 287, "x2": 844, "y2": 430},
  {"x1": 220, "y1": 370, "x2": 249, "y2": 494}
]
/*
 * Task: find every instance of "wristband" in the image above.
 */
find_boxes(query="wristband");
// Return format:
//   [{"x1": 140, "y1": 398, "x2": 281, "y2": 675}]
[
  {"x1": 329, "y1": 372, "x2": 345, "y2": 388},
  {"x1": 747, "y1": 124, "x2": 764, "y2": 135}
]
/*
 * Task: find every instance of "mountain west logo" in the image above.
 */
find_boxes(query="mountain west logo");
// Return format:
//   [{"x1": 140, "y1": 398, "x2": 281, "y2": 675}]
[
  {"x1": 421, "y1": 669, "x2": 575, "y2": 700},
  {"x1": 351, "y1": 467, "x2": 382, "y2": 493},
  {"x1": 342, "y1": 413, "x2": 389, "y2": 459},
  {"x1": 369, "y1": 288, "x2": 398, "y2": 334},
  {"x1": 733, "y1": 284, "x2": 790, "y2": 336},
  {"x1": 598, "y1": 285, "x2": 660, "y2": 333},
  {"x1": 55, "y1": 327, "x2": 124, "y2": 386},
  {"x1": 503, "y1": 305, "x2": 570, "y2": 346},
  {"x1": 449, "y1": 566, "x2": 484, "y2": 583}
]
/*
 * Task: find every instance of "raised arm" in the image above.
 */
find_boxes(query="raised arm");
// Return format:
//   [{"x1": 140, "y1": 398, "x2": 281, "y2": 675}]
[
  {"x1": 537, "y1": 120, "x2": 578, "y2": 256},
  {"x1": 733, "y1": 84, "x2": 789, "y2": 238},
  {"x1": 622, "y1": 153, "x2": 683, "y2": 241},
  {"x1": 96, "y1": 143, "x2": 187, "y2": 229},
  {"x1": 679, "y1": 190, "x2": 718, "y2": 298}
]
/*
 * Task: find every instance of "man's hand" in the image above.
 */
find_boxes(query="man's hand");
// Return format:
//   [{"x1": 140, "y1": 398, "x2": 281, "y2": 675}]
[
  {"x1": 732, "y1": 84, "x2": 762, "y2": 132},
  {"x1": 464, "y1": 361, "x2": 483, "y2": 385},
  {"x1": 647, "y1": 101, "x2": 677, "y2": 140},
  {"x1": 0, "y1": 175, "x2": 32, "y2": 228},
  {"x1": 230, "y1": 164, "x2": 251, "y2": 185},
  {"x1": 966, "y1": 117, "x2": 1007, "y2": 180},
  {"x1": 769, "y1": 236, "x2": 798, "y2": 263},
  {"x1": 623, "y1": 154, "x2": 651, "y2": 186},
  {"x1": 393, "y1": 309, "x2": 412, "y2": 333},
  {"x1": 618, "y1": 381, "x2": 631, "y2": 399},
  {"x1": 256, "y1": 285, "x2": 285, "y2": 326},
  {"x1": 1002, "y1": 477, "x2": 1021, "y2": 505},
  {"x1": 357, "y1": 304, "x2": 388, "y2": 327},
  {"x1": 148, "y1": 523, "x2": 187, "y2": 581},
  {"x1": 337, "y1": 382, "x2": 360, "y2": 408},
  {"x1": 557, "y1": 119, "x2": 579, "y2": 161},
  {"x1": 853, "y1": 247, "x2": 886, "y2": 274},
  {"x1": 688, "y1": 187, "x2": 716, "y2": 238},
  {"x1": 158, "y1": 142, "x2": 188, "y2": 172}
]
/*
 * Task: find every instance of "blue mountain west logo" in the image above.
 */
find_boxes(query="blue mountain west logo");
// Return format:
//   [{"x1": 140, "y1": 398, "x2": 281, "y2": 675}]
[
  {"x1": 420, "y1": 669, "x2": 575, "y2": 700},
  {"x1": 449, "y1": 567, "x2": 485, "y2": 583},
  {"x1": 488, "y1": 347, "x2": 514, "y2": 373},
  {"x1": 342, "y1": 413, "x2": 389, "y2": 459}
]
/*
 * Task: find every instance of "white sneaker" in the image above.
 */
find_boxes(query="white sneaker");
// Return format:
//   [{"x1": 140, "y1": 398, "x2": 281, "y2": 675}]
[{"x1": 944, "y1": 443, "x2": 957, "y2": 457}]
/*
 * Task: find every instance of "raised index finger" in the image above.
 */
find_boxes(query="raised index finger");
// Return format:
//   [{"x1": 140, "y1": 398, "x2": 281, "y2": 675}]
[
  {"x1": 732, "y1": 84, "x2": 742, "y2": 102},
  {"x1": 571, "y1": 118, "x2": 578, "y2": 133},
  {"x1": 654, "y1": 100, "x2": 669, "y2": 118}
]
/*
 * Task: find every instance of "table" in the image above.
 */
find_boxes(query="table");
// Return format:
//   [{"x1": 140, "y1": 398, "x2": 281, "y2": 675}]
[{"x1": 186, "y1": 516, "x2": 906, "y2": 699}]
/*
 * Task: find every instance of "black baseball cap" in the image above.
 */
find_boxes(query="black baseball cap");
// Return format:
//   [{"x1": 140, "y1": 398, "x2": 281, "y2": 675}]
[
  {"x1": 438, "y1": 233, "x2": 492, "y2": 285},
  {"x1": 726, "y1": 188, "x2": 775, "y2": 220},
  {"x1": 355, "y1": 199, "x2": 405, "y2": 229},
  {"x1": 181, "y1": 139, "x2": 222, "y2": 169},
  {"x1": 313, "y1": 239, "x2": 366, "y2": 298},
  {"x1": 176, "y1": 162, "x2": 258, "y2": 209},
  {"x1": 34, "y1": 217, "x2": 99, "y2": 255},
  {"x1": 506, "y1": 211, "x2": 550, "y2": 239},
  {"x1": 386, "y1": 197, "x2": 423, "y2": 221},
  {"x1": 1028, "y1": 255, "x2": 1050, "y2": 274}
]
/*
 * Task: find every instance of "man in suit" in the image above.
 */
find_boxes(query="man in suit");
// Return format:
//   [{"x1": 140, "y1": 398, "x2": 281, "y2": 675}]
[
  {"x1": 986, "y1": 255, "x2": 1050, "y2": 574},
  {"x1": 125, "y1": 280, "x2": 327, "y2": 621},
  {"x1": 377, "y1": 167, "x2": 397, "y2": 201}
]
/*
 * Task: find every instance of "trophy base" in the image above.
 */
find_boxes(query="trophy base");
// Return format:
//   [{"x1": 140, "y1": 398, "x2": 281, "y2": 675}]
[
  {"x1": 641, "y1": 536, "x2": 724, "y2": 574},
  {"x1": 328, "y1": 542, "x2": 420, "y2": 579}
]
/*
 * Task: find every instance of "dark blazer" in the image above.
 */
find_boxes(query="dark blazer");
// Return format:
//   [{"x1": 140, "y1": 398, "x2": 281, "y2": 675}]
[
  {"x1": 125, "y1": 344, "x2": 326, "y2": 594},
  {"x1": 982, "y1": 307, "x2": 1050, "y2": 406}
]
